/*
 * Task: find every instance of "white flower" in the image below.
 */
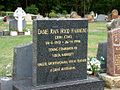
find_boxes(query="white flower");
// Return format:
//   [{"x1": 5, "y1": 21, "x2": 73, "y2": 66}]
[
  {"x1": 87, "y1": 62, "x2": 92, "y2": 69},
  {"x1": 100, "y1": 56, "x2": 104, "y2": 60},
  {"x1": 87, "y1": 57, "x2": 102, "y2": 74}
]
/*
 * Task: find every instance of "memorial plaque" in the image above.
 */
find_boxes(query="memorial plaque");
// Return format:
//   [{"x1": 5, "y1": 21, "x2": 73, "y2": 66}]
[
  {"x1": 33, "y1": 19, "x2": 88, "y2": 85},
  {"x1": 107, "y1": 28, "x2": 120, "y2": 76}
]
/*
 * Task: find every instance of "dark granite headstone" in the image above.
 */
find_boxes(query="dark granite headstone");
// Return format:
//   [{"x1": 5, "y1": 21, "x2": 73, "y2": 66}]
[
  {"x1": 97, "y1": 42, "x2": 107, "y2": 72},
  {"x1": 107, "y1": 28, "x2": 120, "y2": 76},
  {"x1": 9, "y1": 19, "x2": 26, "y2": 31},
  {"x1": 13, "y1": 43, "x2": 33, "y2": 80},
  {"x1": 0, "y1": 31, "x2": 3, "y2": 36},
  {"x1": 3, "y1": 31, "x2": 10, "y2": 36},
  {"x1": 12, "y1": 19, "x2": 104, "y2": 90},
  {"x1": 33, "y1": 19, "x2": 88, "y2": 85}
]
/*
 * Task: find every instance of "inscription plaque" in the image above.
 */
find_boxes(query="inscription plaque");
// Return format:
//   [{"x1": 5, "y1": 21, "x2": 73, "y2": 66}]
[
  {"x1": 33, "y1": 19, "x2": 88, "y2": 85},
  {"x1": 107, "y1": 28, "x2": 120, "y2": 75}
]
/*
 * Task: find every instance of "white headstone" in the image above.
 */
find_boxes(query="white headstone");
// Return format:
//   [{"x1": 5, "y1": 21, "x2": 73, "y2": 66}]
[{"x1": 14, "y1": 7, "x2": 26, "y2": 32}]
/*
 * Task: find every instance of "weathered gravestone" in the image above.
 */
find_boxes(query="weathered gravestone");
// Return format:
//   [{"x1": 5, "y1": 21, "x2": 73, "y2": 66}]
[
  {"x1": 107, "y1": 28, "x2": 120, "y2": 76},
  {"x1": 96, "y1": 14, "x2": 107, "y2": 22},
  {"x1": 13, "y1": 43, "x2": 33, "y2": 80},
  {"x1": 9, "y1": 19, "x2": 26, "y2": 31},
  {"x1": 0, "y1": 31, "x2": 3, "y2": 36},
  {"x1": 13, "y1": 19, "x2": 104, "y2": 90}
]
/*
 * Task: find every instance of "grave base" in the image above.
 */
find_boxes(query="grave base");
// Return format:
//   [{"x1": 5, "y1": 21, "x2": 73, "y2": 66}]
[
  {"x1": 0, "y1": 77, "x2": 13, "y2": 90},
  {"x1": 13, "y1": 77, "x2": 104, "y2": 90},
  {"x1": 17, "y1": 32, "x2": 24, "y2": 35},
  {"x1": 99, "y1": 73, "x2": 120, "y2": 89}
]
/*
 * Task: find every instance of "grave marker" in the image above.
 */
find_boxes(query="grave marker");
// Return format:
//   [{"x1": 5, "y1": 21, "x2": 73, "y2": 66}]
[
  {"x1": 107, "y1": 28, "x2": 120, "y2": 75},
  {"x1": 33, "y1": 19, "x2": 88, "y2": 85},
  {"x1": 13, "y1": 7, "x2": 26, "y2": 32}
]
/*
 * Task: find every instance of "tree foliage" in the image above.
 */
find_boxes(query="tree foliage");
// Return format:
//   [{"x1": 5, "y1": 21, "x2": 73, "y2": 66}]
[
  {"x1": 0, "y1": 0, "x2": 120, "y2": 16},
  {"x1": 25, "y1": 4, "x2": 38, "y2": 14}
]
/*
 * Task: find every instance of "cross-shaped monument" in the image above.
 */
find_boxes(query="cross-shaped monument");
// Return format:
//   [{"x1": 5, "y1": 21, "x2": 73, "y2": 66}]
[{"x1": 14, "y1": 7, "x2": 26, "y2": 32}]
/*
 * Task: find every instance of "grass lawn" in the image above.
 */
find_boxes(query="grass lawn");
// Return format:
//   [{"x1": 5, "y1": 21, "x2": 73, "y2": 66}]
[
  {"x1": 88, "y1": 22, "x2": 107, "y2": 56},
  {"x1": 0, "y1": 21, "x2": 107, "y2": 76}
]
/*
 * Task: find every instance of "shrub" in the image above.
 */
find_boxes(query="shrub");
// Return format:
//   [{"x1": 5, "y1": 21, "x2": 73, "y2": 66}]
[
  {"x1": 25, "y1": 4, "x2": 39, "y2": 14},
  {"x1": 49, "y1": 10, "x2": 57, "y2": 18}
]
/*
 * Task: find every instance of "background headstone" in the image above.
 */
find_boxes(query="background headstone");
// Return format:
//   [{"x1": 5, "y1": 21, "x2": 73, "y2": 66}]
[
  {"x1": 9, "y1": 19, "x2": 26, "y2": 31},
  {"x1": 111, "y1": 9, "x2": 119, "y2": 19},
  {"x1": 14, "y1": 7, "x2": 26, "y2": 32},
  {"x1": 3, "y1": 31, "x2": 10, "y2": 36},
  {"x1": 97, "y1": 42, "x2": 107, "y2": 72},
  {"x1": 25, "y1": 14, "x2": 32, "y2": 22},
  {"x1": 13, "y1": 43, "x2": 33, "y2": 80},
  {"x1": 96, "y1": 14, "x2": 107, "y2": 22},
  {"x1": 107, "y1": 18, "x2": 120, "y2": 31},
  {"x1": 107, "y1": 28, "x2": 120, "y2": 76},
  {"x1": 0, "y1": 31, "x2": 3, "y2": 36}
]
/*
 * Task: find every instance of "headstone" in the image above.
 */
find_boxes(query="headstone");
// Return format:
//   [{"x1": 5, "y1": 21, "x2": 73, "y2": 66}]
[
  {"x1": 97, "y1": 42, "x2": 107, "y2": 72},
  {"x1": 33, "y1": 19, "x2": 88, "y2": 85},
  {"x1": 3, "y1": 31, "x2": 10, "y2": 36},
  {"x1": 112, "y1": 9, "x2": 119, "y2": 19},
  {"x1": 96, "y1": 14, "x2": 107, "y2": 21},
  {"x1": 14, "y1": 7, "x2": 26, "y2": 32},
  {"x1": 107, "y1": 18, "x2": 120, "y2": 31},
  {"x1": 13, "y1": 43, "x2": 33, "y2": 80},
  {"x1": 9, "y1": 19, "x2": 26, "y2": 31},
  {"x1": 25, "y1": 14, "x2": 32, "y2": 22},
  {"x1": 70, "y1": 11, "x2": 81, "y2": 18},
  {"x1": 0, "y1": 31, "x2": 3, "y2": 36},
  {"x1": 36, "y1": 14, "x2": 43, "y2": 19},
  {"x1": 13, "y1": 19, "x2": 104, "y2": 90},
  {"x1": 107, "y1": 28, "x2": 120, "y2": 76}
]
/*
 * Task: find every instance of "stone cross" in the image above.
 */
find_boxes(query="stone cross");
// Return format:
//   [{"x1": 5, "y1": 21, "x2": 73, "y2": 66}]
[{"x1": 14, "y1": 7, "x2": 26, "y2": 32}]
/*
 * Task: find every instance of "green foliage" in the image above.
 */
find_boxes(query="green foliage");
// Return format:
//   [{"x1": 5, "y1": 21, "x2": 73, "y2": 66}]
[
  {"x1": 62, "y1": 10, "x2": 68, "y2": 15},
  {"x1": 49, "y1": 10, "x2": 57, "y2": 18},
  {"x1": 1, "y1": 0, "x2": 120, "y2": 16},
  {"x1": 25, "y1": 4, "x2": 39, "y2": 14},
  {"x1": 0, "y1": 5, "x2": 4, "y2": 10}
]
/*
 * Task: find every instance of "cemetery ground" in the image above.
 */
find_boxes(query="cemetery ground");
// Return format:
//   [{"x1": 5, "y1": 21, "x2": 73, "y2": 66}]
[{"x1": 0, "y1": 21, "x2": 107, "y2": 76}]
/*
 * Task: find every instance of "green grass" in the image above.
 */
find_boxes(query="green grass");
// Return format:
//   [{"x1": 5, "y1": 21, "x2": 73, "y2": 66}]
[
  {"x1": 88, "y1": 22, "x2": 107, "y2": 56},
  {"x1": 0, "y1": 20, "x2": 9, "y2": 31},
  {"x1": 0, "y1": 21, "x2": 107, "y2": 76},
  {"x1": 0, "y1": 35, "x2": 32, "y2": 76}
]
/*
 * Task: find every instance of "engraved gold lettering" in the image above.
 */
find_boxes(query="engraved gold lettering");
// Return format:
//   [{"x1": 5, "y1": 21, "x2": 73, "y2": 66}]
[
  {"x1": 38, "y1": 29, "x2": 49, "y2": 34},
  {"x1": 52, "y1": 52, "x2": 74, "y2": 57},
  {"x1": 60, "y1": 29, "x2": 70, "y2": 34},
  {"x1": 48, "y1": 47, "x2": 77, "y2": 52},
  {"x1": 37, "y1": 62, "x2": 47, "y2": 67},
  {"x1": 61, "y1": 66, "x2": 76, "y2": 71},
  {"x1": 63, "y1": 35, "x2": 72, "y2": 39},
  {"x1": 55, "y1": 36, "x2": 63, "y2": 39},
  {"x1": 50, "y1": 29, "x2": 59, "y2": 34},
  {"x1": 71, "y1": 28, "x2": 87, "y2": 33}
]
